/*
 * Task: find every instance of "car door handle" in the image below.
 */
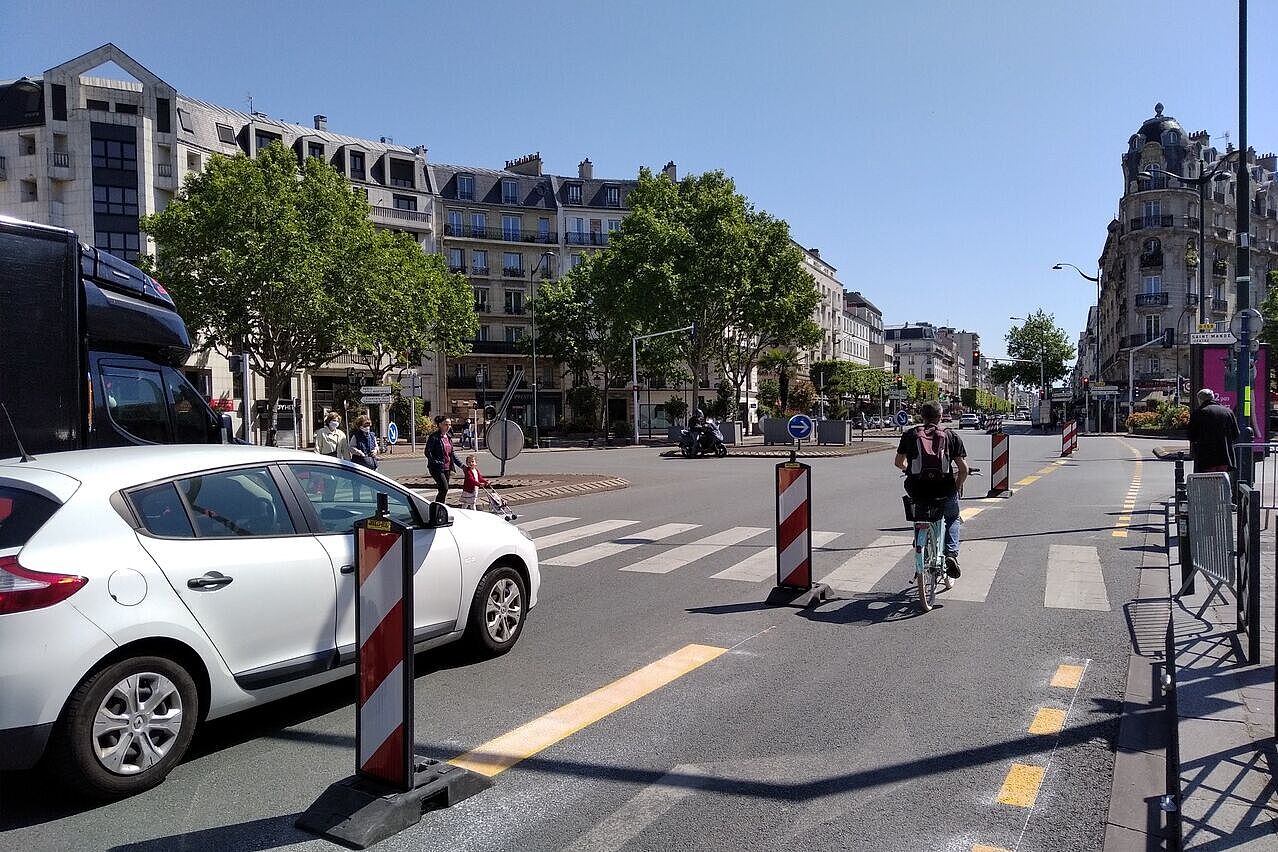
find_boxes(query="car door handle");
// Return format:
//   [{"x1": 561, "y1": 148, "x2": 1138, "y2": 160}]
[
  {"x1": 187, "y1": 572, "x2": 233, "y2": 590},
  {"x1": 339, "y1": 564, "x2": 356, "y2": 575}
]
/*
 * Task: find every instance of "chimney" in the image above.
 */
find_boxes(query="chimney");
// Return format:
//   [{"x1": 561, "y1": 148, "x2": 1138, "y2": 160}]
[
  {"x1": 412, "y1": 144, "x2": 429, "y2": 160},
  {"x1": 663, "y1": 160, "x2": 677, "y2": 181},
  {"x1": 578, "y1": 157, "x2": 593, "y2": 179},
  {"x1": 380, "y1": 136, "x2": 394, "y2": 145},
  {"x1": 809, "y1": 248, "x2": 820, "y2": 258},
  {"x1": 505, "y1": 152, "x2": 543, "y2": 176},
  {"x1": 313, "y1": 114, "x2": 327, "y2": 131}
]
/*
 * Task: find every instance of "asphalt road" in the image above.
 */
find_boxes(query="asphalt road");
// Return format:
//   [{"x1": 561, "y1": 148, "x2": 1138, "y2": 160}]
[{"x1": 0, "y1": 426, "x2": 1164, "y2": 852}]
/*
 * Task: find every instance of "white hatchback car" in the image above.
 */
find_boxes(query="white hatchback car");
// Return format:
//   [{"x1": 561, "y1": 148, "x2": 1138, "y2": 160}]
[{"x1": 0, "y1": 445, "x2": 539, "y2": 799}]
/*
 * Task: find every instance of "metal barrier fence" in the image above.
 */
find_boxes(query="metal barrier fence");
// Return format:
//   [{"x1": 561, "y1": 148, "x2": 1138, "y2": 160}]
[
  {"x1": 1234, "y1": 441, "x2": 1278, "y2": 527},
  {"x1": 1161, "y1": 611, "x2": 1183, "y2": 848},
  {"x1": 1182, "y1": 472, "x2": 1235, "y2": 616},
  {"x1": 1237, "y1": 483, "x2": 1263, "y2": 664}
]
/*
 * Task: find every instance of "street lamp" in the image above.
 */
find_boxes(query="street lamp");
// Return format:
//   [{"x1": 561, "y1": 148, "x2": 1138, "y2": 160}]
[
  {"x1": 1053, "y1": 262, "x2": 1102, "y2": 432},
  {"x1": 528, "y1": 250, "x2": 556, "y2": 448},
  {"x1": 1137, "y1": 154, "x2": 1237, "y2": 328}
]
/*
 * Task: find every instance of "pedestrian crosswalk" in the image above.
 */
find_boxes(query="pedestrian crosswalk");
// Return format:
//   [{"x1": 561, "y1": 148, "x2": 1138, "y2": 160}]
[{"x1": 519, "y1": 516, "x2": 1118, "y2": 610}]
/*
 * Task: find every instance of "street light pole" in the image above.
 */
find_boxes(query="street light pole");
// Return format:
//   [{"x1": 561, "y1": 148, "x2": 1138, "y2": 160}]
[
  {"x1": 528, "y1": 250, "x2": 556, "y2": 449},
  {"x1": 631, "y1": 324, "x2": 696, "y2": 445}
]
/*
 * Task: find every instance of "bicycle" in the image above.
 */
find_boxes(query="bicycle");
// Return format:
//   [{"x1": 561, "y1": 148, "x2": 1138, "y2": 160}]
[{"x1": 903, "y1": 495, "x2": 951, "y2": 611}]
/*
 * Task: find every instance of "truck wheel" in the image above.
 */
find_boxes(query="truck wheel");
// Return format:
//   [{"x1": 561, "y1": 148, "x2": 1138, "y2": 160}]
[{"x1": 47, "y1": 655, "x2": 199, "y2": 800}]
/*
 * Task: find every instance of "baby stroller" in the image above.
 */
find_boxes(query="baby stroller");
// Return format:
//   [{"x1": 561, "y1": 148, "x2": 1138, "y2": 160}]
[{"x1": 484, "y1": 485, "x2": 518, "y2": 522}]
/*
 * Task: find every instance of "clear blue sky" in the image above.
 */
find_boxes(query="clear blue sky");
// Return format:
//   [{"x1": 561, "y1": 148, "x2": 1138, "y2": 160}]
[{"x1": 8, "y1": 1, "x2": 1277, "y2": 359}]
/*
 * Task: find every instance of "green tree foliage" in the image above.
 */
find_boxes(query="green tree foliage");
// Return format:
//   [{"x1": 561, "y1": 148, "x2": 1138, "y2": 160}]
[
  {"x1": 757, "y1": 378, "x2": 780, "y2": 416},
  {"x1": 592, "y1": 168, "x2": 820, "y2": 407},
  {"x1": 988, "y1": 310, "x2": 1076, "y2": 388},
  {"x1": 142, "y1": 143, "x2": 475, "y2": 443},
  {"x1": 758, "y1": 348, "x2": 801, "y2": 410},
  {"x1": 787, "y1": 380, "x2": 817, "y2": 414},
  {"x1": 1258, "y1": 271, "x2": 1278, "y2": 349}
]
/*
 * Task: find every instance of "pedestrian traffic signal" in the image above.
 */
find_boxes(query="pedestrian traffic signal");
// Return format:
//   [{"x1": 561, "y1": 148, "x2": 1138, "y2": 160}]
[{"x1": 228, "y1": 354, "x2": 243, "y2": 374}]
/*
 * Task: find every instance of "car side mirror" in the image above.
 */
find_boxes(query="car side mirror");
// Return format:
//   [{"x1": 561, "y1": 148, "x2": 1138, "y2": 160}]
[{"x1": 428, "y1": 502, "x2": 453, "y2": 528}]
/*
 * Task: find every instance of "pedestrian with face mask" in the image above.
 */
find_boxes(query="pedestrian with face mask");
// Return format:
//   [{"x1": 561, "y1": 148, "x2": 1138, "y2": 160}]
[
  {"x1": 349, "y1": 414, "x2": 379, "y2": 470},
  {"x1": 314, "y1": 413, "x2": 350, "y2": 460}
]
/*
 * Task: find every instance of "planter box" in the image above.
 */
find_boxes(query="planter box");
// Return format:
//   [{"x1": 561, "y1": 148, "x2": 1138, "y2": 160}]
[
  {"x1": 816, "y1": 419, "x2": 849, "y2": 445},
  {"x1": 761, "y1": 417, "x2": 794, "y2": 446},
  {"x1": 718, "y1": 421, "x2": 742, "y2": 445}
]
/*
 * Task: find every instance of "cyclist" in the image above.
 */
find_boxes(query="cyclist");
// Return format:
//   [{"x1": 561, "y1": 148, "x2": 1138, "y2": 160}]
[{"x1": 894, "y1": 401, "x2": 969, "y2": 578}]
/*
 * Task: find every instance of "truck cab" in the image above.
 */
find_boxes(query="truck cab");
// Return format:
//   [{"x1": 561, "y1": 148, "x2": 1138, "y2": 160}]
[{"x1": 0, "y1": 216, "x2": 227, "y2": 456}]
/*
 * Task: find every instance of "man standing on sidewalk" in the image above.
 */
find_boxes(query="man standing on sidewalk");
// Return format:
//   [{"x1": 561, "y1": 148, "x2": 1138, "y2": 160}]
[{"x1": 1187, "y1": 388, "x2": 1239, "y2": 474}]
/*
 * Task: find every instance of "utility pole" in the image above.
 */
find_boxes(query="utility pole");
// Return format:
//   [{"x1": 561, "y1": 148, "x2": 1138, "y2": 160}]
[{"x1": 1235, "y1": 0, "x2": 1254, "y2": 482}]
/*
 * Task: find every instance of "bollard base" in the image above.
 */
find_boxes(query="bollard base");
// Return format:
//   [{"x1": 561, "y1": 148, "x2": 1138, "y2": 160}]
[
  {"x1": 985, "y1": 488, "x2": 1014, "y2": 498},
  {"x1": 296, "y1": 757, "x2": 492, "y2": 849},
  {"x1": 766, "y1": 583, "x2": 831, "y2": 608}
]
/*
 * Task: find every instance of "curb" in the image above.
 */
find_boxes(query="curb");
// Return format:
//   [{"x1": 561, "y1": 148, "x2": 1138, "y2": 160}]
[{"x1": 660, "y1": 442, "x2": 895, "y2": 459}]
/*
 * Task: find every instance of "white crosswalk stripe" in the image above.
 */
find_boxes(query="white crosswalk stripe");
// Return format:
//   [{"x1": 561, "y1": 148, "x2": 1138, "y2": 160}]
[
  {"x1": 534, "y1": 519, "x2": 639, "y2": 550},
  {"x1": 544, "y1": 523, "x2": 700, "y2": 567},
  {"x1": 622, "y1": 526, "x2": 769, "y2": 574},
  {"x1": 817, "y1": 535, "x2": 913, "y2": 592},
  {"x1": 941, "y1": 539, "x2": 1007, "y2": 603},
  {"x1": 518, "y1": 516, "x2": 578, "y2": 533},
  {"x1": 711, "y1": 531, "x2": 843, "y2": 582},
  {"x1": 1045, "y1": 544, "x2": 1110, "y2": 611}
]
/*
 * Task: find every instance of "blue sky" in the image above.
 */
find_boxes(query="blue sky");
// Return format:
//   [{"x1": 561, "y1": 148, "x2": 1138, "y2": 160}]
[{"x1": 8, "y1": 1, "x2": 1276, "y2": 359}]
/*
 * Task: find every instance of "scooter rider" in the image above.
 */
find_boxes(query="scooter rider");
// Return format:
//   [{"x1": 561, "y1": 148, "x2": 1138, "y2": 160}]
[{"x1": 688, "y1": 407, "x2": 708, "y2": 452}]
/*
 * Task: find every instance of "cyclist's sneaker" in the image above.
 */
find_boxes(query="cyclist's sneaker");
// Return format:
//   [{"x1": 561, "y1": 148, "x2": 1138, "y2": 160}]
[{"x1": 944, "y1": 554, "x2": 961, "y2": 578}]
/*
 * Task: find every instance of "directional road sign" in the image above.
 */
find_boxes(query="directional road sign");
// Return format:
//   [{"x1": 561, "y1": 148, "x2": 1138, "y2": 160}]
[
  {"x1": 386, "y1": 422, "x2": 399, "y2": 445},
  {"x1": 1051, "y1": 391, "x2": 1072, "y2": 401},
  {"x1": 787, "y1": 414, "x2": 814, "y2": 441},
  {"x1": 1090, "y1": 387, "x2": 1119, "y2": 396},
  {"x1": 360, "y1": 394, "x2": 393, "y2": 406},
  {"x1": 1190, "y1": 332, "x2": 1237, "y2": 345},
  {"x1": 894, "y1": 410, "x2": 911, "y2": 427},
  {"x1": 888, "y1": 389, "x2": 908, "y2": 400},
  {"x1": 362, "y1": 385, "x2": 393, "y2": 395}
]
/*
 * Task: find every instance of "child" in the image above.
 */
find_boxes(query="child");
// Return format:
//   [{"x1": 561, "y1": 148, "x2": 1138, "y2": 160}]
[{"x1": 460, "y1": 454, "x2": 488, "y2": 510}]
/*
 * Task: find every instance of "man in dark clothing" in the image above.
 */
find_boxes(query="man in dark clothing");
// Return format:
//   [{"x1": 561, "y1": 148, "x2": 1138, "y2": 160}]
[
  {"x1": 894, "y1": 401, "x2": 969, "y2": 576},
  {"x1": 1187, "y1": 389, "x2": 1240, "y2": 473}
]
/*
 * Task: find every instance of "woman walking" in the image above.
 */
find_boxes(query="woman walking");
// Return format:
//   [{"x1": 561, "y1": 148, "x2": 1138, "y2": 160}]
[
  {"x1": 314, "y1": 413, "x2": 350, "y2": 460},
  {"x1": 425, "y1": 415, "x2": 456, "y2": 503},
  {"x1": 349, "y1": 414, "x2": 380, "y2": 470}
]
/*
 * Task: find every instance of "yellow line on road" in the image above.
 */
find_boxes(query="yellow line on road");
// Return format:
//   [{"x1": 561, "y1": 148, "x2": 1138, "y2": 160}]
[
  {"x1": 1035, "y1": 466, "x2": 1056, "y2": 476},
  {"x1": 1050, "y1": 664, "x2": 1084, "y2": 689},
  {"x1": 960, "y1": 507, "x2": 984, "y2": 522},
  {"x1": 1028, "y1": 707, "x2": 1067, "y2": 735},
  {"x1": 449, "y1": 643, "x2": 726, "y2": 777},
  {"x1": 997, "y1": 762, "x2": 1046, "y2": 808},
  {"x1": 1014, "y1": 475, "x2": 1039, "y2": 486},
  {"x1": 973, "y1": 846, "x2": 1012, "y2": 852}
]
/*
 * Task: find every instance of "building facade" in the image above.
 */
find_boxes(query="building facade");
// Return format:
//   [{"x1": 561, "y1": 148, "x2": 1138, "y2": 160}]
[
  {"x1": 797, "y1": 245, "x2": 843, "y2": 372},
  {"x1": 1095, "y1": 104, "x2": 1278, "y2": 402},
  {"x1": 842, "y1": 291, "x2": 882, "y2": 367},
  {"x1": 885, "y1": 322, "x2": 964, "y2": 399}
]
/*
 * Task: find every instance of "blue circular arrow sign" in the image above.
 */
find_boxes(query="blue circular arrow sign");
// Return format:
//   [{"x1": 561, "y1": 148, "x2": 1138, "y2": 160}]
[
  {"x1": 386, "y1": 421, "x2": 399, "y2": 444},
  {"x1": 787, "y1": 414, "x2": 814, "y2": 440},
  {"x1": 894, "y1": 410, "x2": 910, "y2": 427}
]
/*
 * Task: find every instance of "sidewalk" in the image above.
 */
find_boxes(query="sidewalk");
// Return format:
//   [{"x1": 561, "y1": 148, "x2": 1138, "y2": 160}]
[{"x1": 1105, "y1": 499, "x2": 1278, "y2": 850}]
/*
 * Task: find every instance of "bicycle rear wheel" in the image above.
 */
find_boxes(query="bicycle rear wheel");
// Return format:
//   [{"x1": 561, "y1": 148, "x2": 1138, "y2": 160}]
[
  {"x1": 914, "y1": 524, "x2": 936, "y2": 611},
  {"x1": 922, "y1": 522, "x2": 940, "y2": 608}
]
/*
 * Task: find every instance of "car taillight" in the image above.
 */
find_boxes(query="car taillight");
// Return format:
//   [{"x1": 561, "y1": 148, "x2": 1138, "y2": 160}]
[{"x1": 0, "y1": 555, "x2": 88, "y2": 615}]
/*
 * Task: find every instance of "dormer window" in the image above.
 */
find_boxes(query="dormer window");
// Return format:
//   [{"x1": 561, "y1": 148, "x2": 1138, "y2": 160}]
[
  {"x1": 605, "y1": 185, "x2": 621, "y2": 207},
  {"x1": 502, "y1": 178, "x2": 519, "y2": 205},
  {"x1": 458, "y1": 173, "x2": 475, "y2": 200},
  {"x1": 215, "y1": 123, "x2": 236, "y2": 145},
  {"x1": 307, "y1": 142, "x2": 324, "y2": 160},
  {"x1": 349, "y1": 151, "x2": 365, "y2": 180},
  {"x1": 566, "y1": 183, "x2": 582, "y2": 205}
]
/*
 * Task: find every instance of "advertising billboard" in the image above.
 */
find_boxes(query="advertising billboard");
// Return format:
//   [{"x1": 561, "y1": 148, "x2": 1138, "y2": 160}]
[{"x1": 1193, "y1": 344, "x2": 1268, "y2": 443}]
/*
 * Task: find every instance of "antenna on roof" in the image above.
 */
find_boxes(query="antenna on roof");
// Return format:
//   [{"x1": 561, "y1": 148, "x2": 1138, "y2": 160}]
[
  {"x1": 246, "y1": 92, "x2": 254, "y2": 114},
  {"x1": 0, "y1": 401, "x2": 35, "y2": 463}
]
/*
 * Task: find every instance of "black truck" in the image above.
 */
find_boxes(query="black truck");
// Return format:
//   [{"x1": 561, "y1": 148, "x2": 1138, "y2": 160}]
[{"x1": 0, "y1": 216, "x2": 229, "y2": 457}]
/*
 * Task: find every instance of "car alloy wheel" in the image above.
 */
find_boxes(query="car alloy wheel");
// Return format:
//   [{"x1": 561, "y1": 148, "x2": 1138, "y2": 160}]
[
  {"x1": 466, "y1": 565, "x2": 528, "y2": 655},
  {"x1": 49, "y1": 654, "x2": 199, "y2": 799},
  {"x1": 92, "y1": 672, "x2": 185, "y2": 776}
]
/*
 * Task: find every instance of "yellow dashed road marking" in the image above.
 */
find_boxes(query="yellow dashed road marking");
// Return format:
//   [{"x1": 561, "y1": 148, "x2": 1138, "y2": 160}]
[
  {"x1": 997, "y1": 762, "x2": 1046, "y2": 808},
  {"x1": 1035, "y1": 466, "x2": 1056, "y2": 476},
  {"x1": 1050, "y1": 664, "x2": 1084, "y2": 689},
  {"x1": 973, "y1": 846, "x2": 1012, "y2": 852},
  {"x1": 450, "y1": 644, "x2": 726, "y2": 777},
  {"x1": 1014, "y1": 475, "x2": 1039, "y2": 486},
  {"x1": 960, "y1": 507, "x2": 984, "y2": 522},
  {"x1": 1028, "y1": 707, "x2": 1067, "y2": 735}
]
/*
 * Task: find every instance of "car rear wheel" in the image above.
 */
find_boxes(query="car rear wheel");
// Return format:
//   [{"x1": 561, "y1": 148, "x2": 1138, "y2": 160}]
[
  {"x1": 47, "y1": 655, "x2": 199, "y2": 800},
  {"x1": 465, "y1": 564, "x2": 528, "y2": 656}
]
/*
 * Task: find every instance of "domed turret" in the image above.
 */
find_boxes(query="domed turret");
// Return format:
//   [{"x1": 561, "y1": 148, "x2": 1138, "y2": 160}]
[{"x1": 1133, "y1": 103, "x2": 1185, "y2": 147}]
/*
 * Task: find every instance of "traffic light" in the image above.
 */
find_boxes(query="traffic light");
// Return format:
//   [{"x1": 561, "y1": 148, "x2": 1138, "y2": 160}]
[
  {"x1": 1082, "y1": 376, "x2": 1090, "y2": 390},
  {"x1": 1039, "y1": 388, "x2": 1046, "y2": 400},
  {"x1": 894, "y1": 374, "x2": 904, "y2": 388},
  {"x1": 972, "y1": 349, "x2": 981, "y2": 362}
]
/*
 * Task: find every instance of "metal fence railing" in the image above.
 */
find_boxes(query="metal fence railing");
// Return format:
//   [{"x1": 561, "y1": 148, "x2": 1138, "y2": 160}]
[
  {"x1": 1181, "y1": 472, "x2": 1235, "y2": 616},
  {"x1": 1161, "y1": 610, "x2": 1183, "y2": 848},
  {"x1": 1236, "y1": 483, "x2": 1262, "y2": 664}
]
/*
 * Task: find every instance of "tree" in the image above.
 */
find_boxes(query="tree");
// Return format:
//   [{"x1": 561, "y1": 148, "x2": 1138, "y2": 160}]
[
  {"x1": 787, "y1": 380, "x2": 817, "y2": 414},
  {"x1": 989, "y1": 309, "x2": 1077, "y2": 388},
  {"x1": 759, "y1": 348, "x2": 801, "y2": 411},
  {"x1": 529, "y1": 254, "x2": 640, "y2": 432},
  {"x1": 348, "y1": 229, "x2": 476, "y2": 384},
  {"x1": 1257, "y1": 271, "x2": 1278, "y2": 349},
  {"x1": 142, "y1": 143, "x2": 473, "y2": 444}
]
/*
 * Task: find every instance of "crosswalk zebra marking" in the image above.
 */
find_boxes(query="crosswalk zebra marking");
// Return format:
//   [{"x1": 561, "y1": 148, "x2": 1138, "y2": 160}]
[
  {"x1": 817, "y1": 535, "x2": 914, "y2": 592},
  {"x1": 622, "y1": 526, "x2": 769, "y2": 575},
  {"x1": 941, "y1": 539, "x2": 1007, "y2": 603},
  {"x1": 518, "y1": 516, "x2": 578, "y2": 533},
  {"x1": 534, "y1": 519, "x2": 639, "y2": 550},
  {"x1": 710, "y1": 531, "x2": 843, "y2": 583},
  {"x1": 542, "y1": 523, "x2": 700, "y2": 567},
  {"x1": 1045, "y1": 544, "x2": 1110, "y2": 611}
]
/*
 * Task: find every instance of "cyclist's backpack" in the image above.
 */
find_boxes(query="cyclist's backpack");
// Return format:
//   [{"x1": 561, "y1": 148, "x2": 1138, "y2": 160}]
[{"x1": 909, "y1": 425, "x2": 952, "y2": 481}]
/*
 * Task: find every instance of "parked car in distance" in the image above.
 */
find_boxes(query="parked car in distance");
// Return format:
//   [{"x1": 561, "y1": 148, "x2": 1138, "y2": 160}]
[
  {"x1": 0, "y1": 445, "x2": 540, "y2": 799},
  {"x1": 958, "y1": 413, "x2": 980, "y2": 429}
]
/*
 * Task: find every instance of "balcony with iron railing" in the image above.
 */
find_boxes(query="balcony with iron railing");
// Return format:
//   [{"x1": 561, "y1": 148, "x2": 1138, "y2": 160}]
[
  {"x1": 1139, "y1": 252, "x2": 1163, "y2": 269},
  {"x1": 470, "y1": 340, "x2": 521, "y2": 355},
  {"x1": 1213, "y1": 260, "x2": 1228, "y2": 277},
  {"x1": 502, "y1": 267, "x2": 525, "y2": 278},
  {"x1": 1135, "y1": 292, "x2": 1169, "y2": 307},
  {"x1": 449, "y1": 264, "x2": 466, "y2": 273},
  {"x1": 371, "y1": 205, "x2": 432, "y2": 230},
  {"x1": 1212, "y1": 298, "x2": 1228, "y2": 314},
  {"x1": 504, "y1": 307, "x2": 526, "y2": 315},
  {"x1": 1128, "y1": 215, "x2": 1174, "y2": 231},
  {"x1": 470, "y1": 266, "x2": 490, "y2": 277},
  {"x1": 566, "y1": 231, "x2": 609, "y2": 246},
  {"x1": 47, "y1": 149, "x2": 73, "y2": 181},
  {"x1": 473, "y1": 301, "x2": 490, "y2": 314}
]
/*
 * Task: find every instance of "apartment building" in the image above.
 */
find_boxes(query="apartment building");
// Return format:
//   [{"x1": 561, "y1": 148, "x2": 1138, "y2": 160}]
[
  {"x1": 885, "y1": 322, "x2": 963, "y2": 398},
  {"x1": 949, "y1": 329, "x2": 989, "y2": 393},
  {"x1": 795, "y1": 245, "x2": 843, "y2": 372},
  {"x1": 842, "y1": 291, "x2": 882, "y2": 367},
  {"x1": 1095, "y1": 104, "x2": 1278, "y2": 400}
]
